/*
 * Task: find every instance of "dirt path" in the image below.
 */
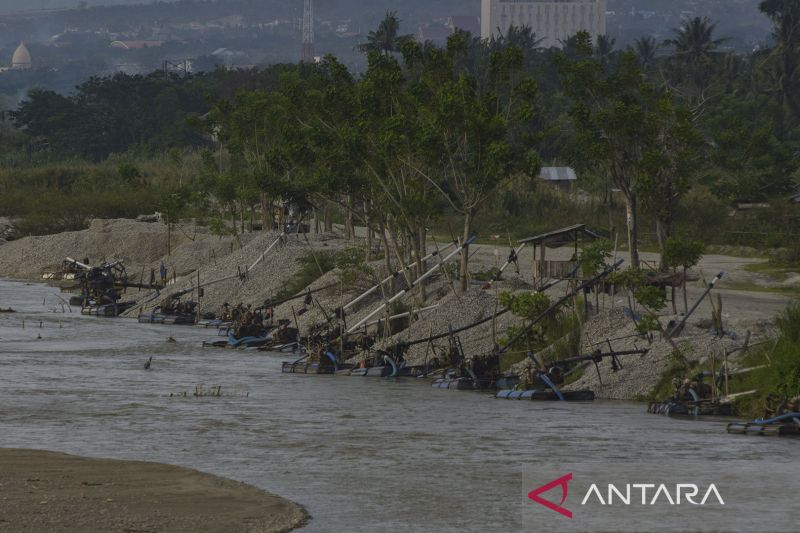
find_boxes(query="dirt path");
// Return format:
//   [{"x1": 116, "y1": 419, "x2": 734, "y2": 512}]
[
  {"x1": 0, "y1": 448, "x2": 307, "y2": 533},
  {"x1": 466, "y1": 243, "x2": 796, "y2": 325}
]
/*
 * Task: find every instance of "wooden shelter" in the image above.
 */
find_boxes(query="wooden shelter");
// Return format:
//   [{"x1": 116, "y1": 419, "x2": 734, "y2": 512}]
[{"x1": 518, "y1": 224, "x2": 600, "y2": 290}]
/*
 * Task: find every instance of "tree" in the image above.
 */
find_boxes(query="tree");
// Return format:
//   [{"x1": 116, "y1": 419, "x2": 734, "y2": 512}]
[
  {"x1": 358, "y1": 11, "x2": 412, "y2": 56},
  {"x1": 666, "y1": 17, "x2": 726, "y2": 66},
  {"x1": 759, "y1": 0, "x2": 800, "y2": 120},
  {"x1": 409, "y1": 35, "x2": 541, "y2": 291},
  {"x1": 664, "y1": 17, "x2": 727, "y2": 99},
  {"x1": 632, "y1": 36, "x2": 660, "y2": 72},
  {"x1": 594, "y1": 34, "x2": 617, "y2": 66},
  {"x1": 638, "y1": 93, "x2": 699, "y2": 267},
  {"x1": 663, "y1": 237, "x2": 705, "y2": 313},
  {"x1": 560, "y1": 34, "x2": 656, "y2": 269}
]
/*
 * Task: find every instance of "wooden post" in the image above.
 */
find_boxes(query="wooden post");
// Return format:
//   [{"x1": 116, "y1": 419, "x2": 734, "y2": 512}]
[
  {"x1": 710, "y1": 348, "x2": 716, "y2": 401},
  {"x1": 196, "y1": 269, "x2": 201, "y2": 322},
  {"x1": 723, "y1": 349, "x2": 730, "y2": 398},
  {"x1": 540, "y1": 242, "x2": 546, "y2": 291}
]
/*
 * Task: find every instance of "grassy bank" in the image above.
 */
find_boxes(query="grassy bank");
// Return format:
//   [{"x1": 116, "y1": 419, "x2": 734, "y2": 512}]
[{"x1": 734, "y1": 303, "x2": 800, "y2": 417}]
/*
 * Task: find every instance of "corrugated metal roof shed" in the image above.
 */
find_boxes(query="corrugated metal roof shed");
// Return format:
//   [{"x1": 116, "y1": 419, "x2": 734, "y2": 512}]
[{"x1": 539, "y1": 166, "x2": 578, "y2": 182}]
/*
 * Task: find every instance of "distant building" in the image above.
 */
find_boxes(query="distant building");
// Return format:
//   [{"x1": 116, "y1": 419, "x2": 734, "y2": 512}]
[
  {"x1": 416, "y1": 24, "x2": 453, "y2": 45},
  {"x1": 11, "y1": 42, "x2": 32, "y2": 70},
  {"x1": 110, "y1": 40, "x2": 164, "y2": 50},
  {"x1": 417, "y1": 15, "x2": 482, "y2": 45},
  {"x1": 480, "y1": 0, "x2": 606, "y2": 48},
  {"x1": 448, "y1": 16, "x2": 481, "y2": 36},
  {"x1": 539, "y1": 166, "x2": 577, "y2": 191}
]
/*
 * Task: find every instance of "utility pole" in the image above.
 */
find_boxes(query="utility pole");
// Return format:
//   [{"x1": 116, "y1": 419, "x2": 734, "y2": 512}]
[{"x1": 302, "y1": 0, "x2": 315, "y2": 62}]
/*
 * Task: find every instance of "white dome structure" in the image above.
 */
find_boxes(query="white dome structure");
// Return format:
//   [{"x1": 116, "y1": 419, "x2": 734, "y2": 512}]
[{"x1": 12, "y1": 42, "x2": 32, "y2": 70}]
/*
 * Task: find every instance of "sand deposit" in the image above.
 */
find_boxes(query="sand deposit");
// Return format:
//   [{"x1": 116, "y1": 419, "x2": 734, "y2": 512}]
[{"x1": 0, "y1": 448, "x2": 307, "y2": 533}]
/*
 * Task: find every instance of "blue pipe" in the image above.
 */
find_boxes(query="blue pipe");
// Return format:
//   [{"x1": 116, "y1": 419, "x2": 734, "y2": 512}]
[
  {"x1": 384, "y1": 355, "x2": 398, "y2": 377},
  {"x1": 325, "y1": 351, "x2": 339, "y2": 371},
  {"x1": 753, "y1": 412, "x2": 800, "y2": 424},
  {"x1": 539, "y1": 374, "x2": 565, "y2": 401}
]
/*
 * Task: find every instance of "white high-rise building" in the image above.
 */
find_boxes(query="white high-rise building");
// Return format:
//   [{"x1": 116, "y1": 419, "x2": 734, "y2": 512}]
[{"x1": 481, "y1": 0, "x2": 606, "y2": 48}]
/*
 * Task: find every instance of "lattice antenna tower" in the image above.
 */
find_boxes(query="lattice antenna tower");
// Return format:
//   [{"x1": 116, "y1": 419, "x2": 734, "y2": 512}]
[{"x1": 302, "y1": 0, "x2": 315, "y2": 62}]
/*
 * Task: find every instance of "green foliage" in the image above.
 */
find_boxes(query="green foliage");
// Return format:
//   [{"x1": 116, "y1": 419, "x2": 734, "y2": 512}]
[
  {"x1": 472, "y1": 266, "x2": 501, "y2": 282},
  {"x1": 497, "y1": 309, "x2": 582, "y2": 371},
  {"x1": 499, "y1": 291, "x2": 551, "y2": 321},
  {"x1": 649, "y1": 355, "x2": 698, "y2": 401},
  {"x1": 775, "y1": 301, "x2": 800, "y2": 344},
  {"x1": 578, "y1": 239, "x2": 612, "y2": 277},
  {"x1": 1, "y1": 13, "x2": 800, "y2": 259},
  {"x1": 663, "y1": 237, "x2": 705, "y2": 269},
  {"x1": 607, "y1": 267, "x2": 646, "y2": 288},
  {"x1": 733, "y1": 303, "x2": 800, "y2": 415},
  {"x1": 633, "y1": 285, "x2": 667, "y2": 312},
  {"x1": 636, "y1": 314, "x2": 661, "y2": 334},
  {"x1": 334, "y1": 247, "x2": 372, "y2": 285},
  {"x1": 274, "y1": 252, "x2": 336, "y2": 301},
  {"x1": 13, "y1": 74, "x2": 207, "y2": 160}
]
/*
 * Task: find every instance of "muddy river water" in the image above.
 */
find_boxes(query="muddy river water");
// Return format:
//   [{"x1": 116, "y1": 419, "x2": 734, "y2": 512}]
[{"x1": 0, "y1": 280, "x2": 796, "y2": 532}]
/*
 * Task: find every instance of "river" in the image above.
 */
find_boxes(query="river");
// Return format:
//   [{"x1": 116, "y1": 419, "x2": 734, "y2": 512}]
[{"x1": 0, "y1": 280, "x2": 795, "y2": 532}]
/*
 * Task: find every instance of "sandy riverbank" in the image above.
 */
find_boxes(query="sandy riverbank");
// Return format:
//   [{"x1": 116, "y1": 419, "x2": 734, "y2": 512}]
[
  {"x1": 0, "y1": 448, "x2": 308, "y2": 532},
  {"x1": 0, "y1": 217, "x2": 794, "y2": 400}
]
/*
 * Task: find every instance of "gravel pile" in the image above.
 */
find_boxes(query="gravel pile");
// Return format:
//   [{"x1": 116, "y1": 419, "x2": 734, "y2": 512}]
[
  {"x1": 270, "y1": 258, "x2": 401, "y2": 334},
  {"x1": 123, "y1": 232, "x2": 352, "y2": 316},
  {"x1": 376, "y1": 288, "x2": 511, "y2": 365},
  {"x1": 561, "y1": 307, "x2": 749, "y2": 400},
  {"x1": 0, "y1": 218, "x2": 245, "y2": 280}
]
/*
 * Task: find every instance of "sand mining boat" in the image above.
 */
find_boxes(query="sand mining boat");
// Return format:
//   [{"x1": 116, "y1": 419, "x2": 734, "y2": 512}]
[
  {"x1": 195, "y1": 318, "x2": 233, "y2": 329},
  {"x1": 81, "y1": 301, "x2": 137, "y2": 317},
  {"x1": 431, "y1": 377, "x2": 485, "y2": 390},
  {"x1": 137, "y1": 307, "x2": 197, "y2": 325},
  {"x1": 202, "y1": 329, "x2": 276, "y2": 349},
  {"x1": 647, "y1": 399, "x2": 734, "y2": 417},
  {"x1": 495, "y1": 389, "x2": 595, "y2": 401},
  {"x1": 345, "y1": 355, "x2": 429, "y2": 378},
  {"x1": 282, "y1": 350, "x2": 344, "y2": 375},
  {"x1": 726, "y1": 412, "x2": 800, "y2": 436}
]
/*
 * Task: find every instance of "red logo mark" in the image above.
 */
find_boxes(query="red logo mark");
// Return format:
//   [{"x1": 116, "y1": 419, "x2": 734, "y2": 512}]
[{"x1": 528, "y1": 473, "x2": 573, "y2": 518}]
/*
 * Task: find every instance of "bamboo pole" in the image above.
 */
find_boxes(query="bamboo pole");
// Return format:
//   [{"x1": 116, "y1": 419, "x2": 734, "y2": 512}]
[{"x1": 346, "y1": 237, "x2": 476, "y2": 333}]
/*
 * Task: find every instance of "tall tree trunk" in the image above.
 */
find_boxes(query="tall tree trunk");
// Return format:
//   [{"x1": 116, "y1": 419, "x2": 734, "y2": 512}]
[
  {"x1": 683, "y1": 266, "x2": 689, "y2": 314},
  {"x1": 345, "y1": 195, "x2": 355, "y2": 240},
  {"x1": 624, "y1": 194, "x2": 640, "y2": 269},
  {"x1": 364, "y1": 201, "x2": 372, "y2": 261},
  {"x1": 261, "y1": 192, "x2": 269, "y2": 232},
  {"x1": 412, "y1": 223, "x2": 426, "y2": 301},
  {"x1": 313, "y1": 208, "x2": 320, "y2": 234},
  {"x1": 379, "y1": 219, "x2": 394, "y2": 293},
  {"x1": 386, "y1": 224, "x2": 410, "y2": 288},
  {"x1": 656, "y1": 218, "x2": 669, "y2": 271},
  {"x1": 324, "y1": 205, "x2": 332, "y2": 232},
  {"x1": 671, "y1": 267, "x2": 678, "y2": 314},
  {"x1": 460, "y1": 211, "x2": 472, "y2": 292}
]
